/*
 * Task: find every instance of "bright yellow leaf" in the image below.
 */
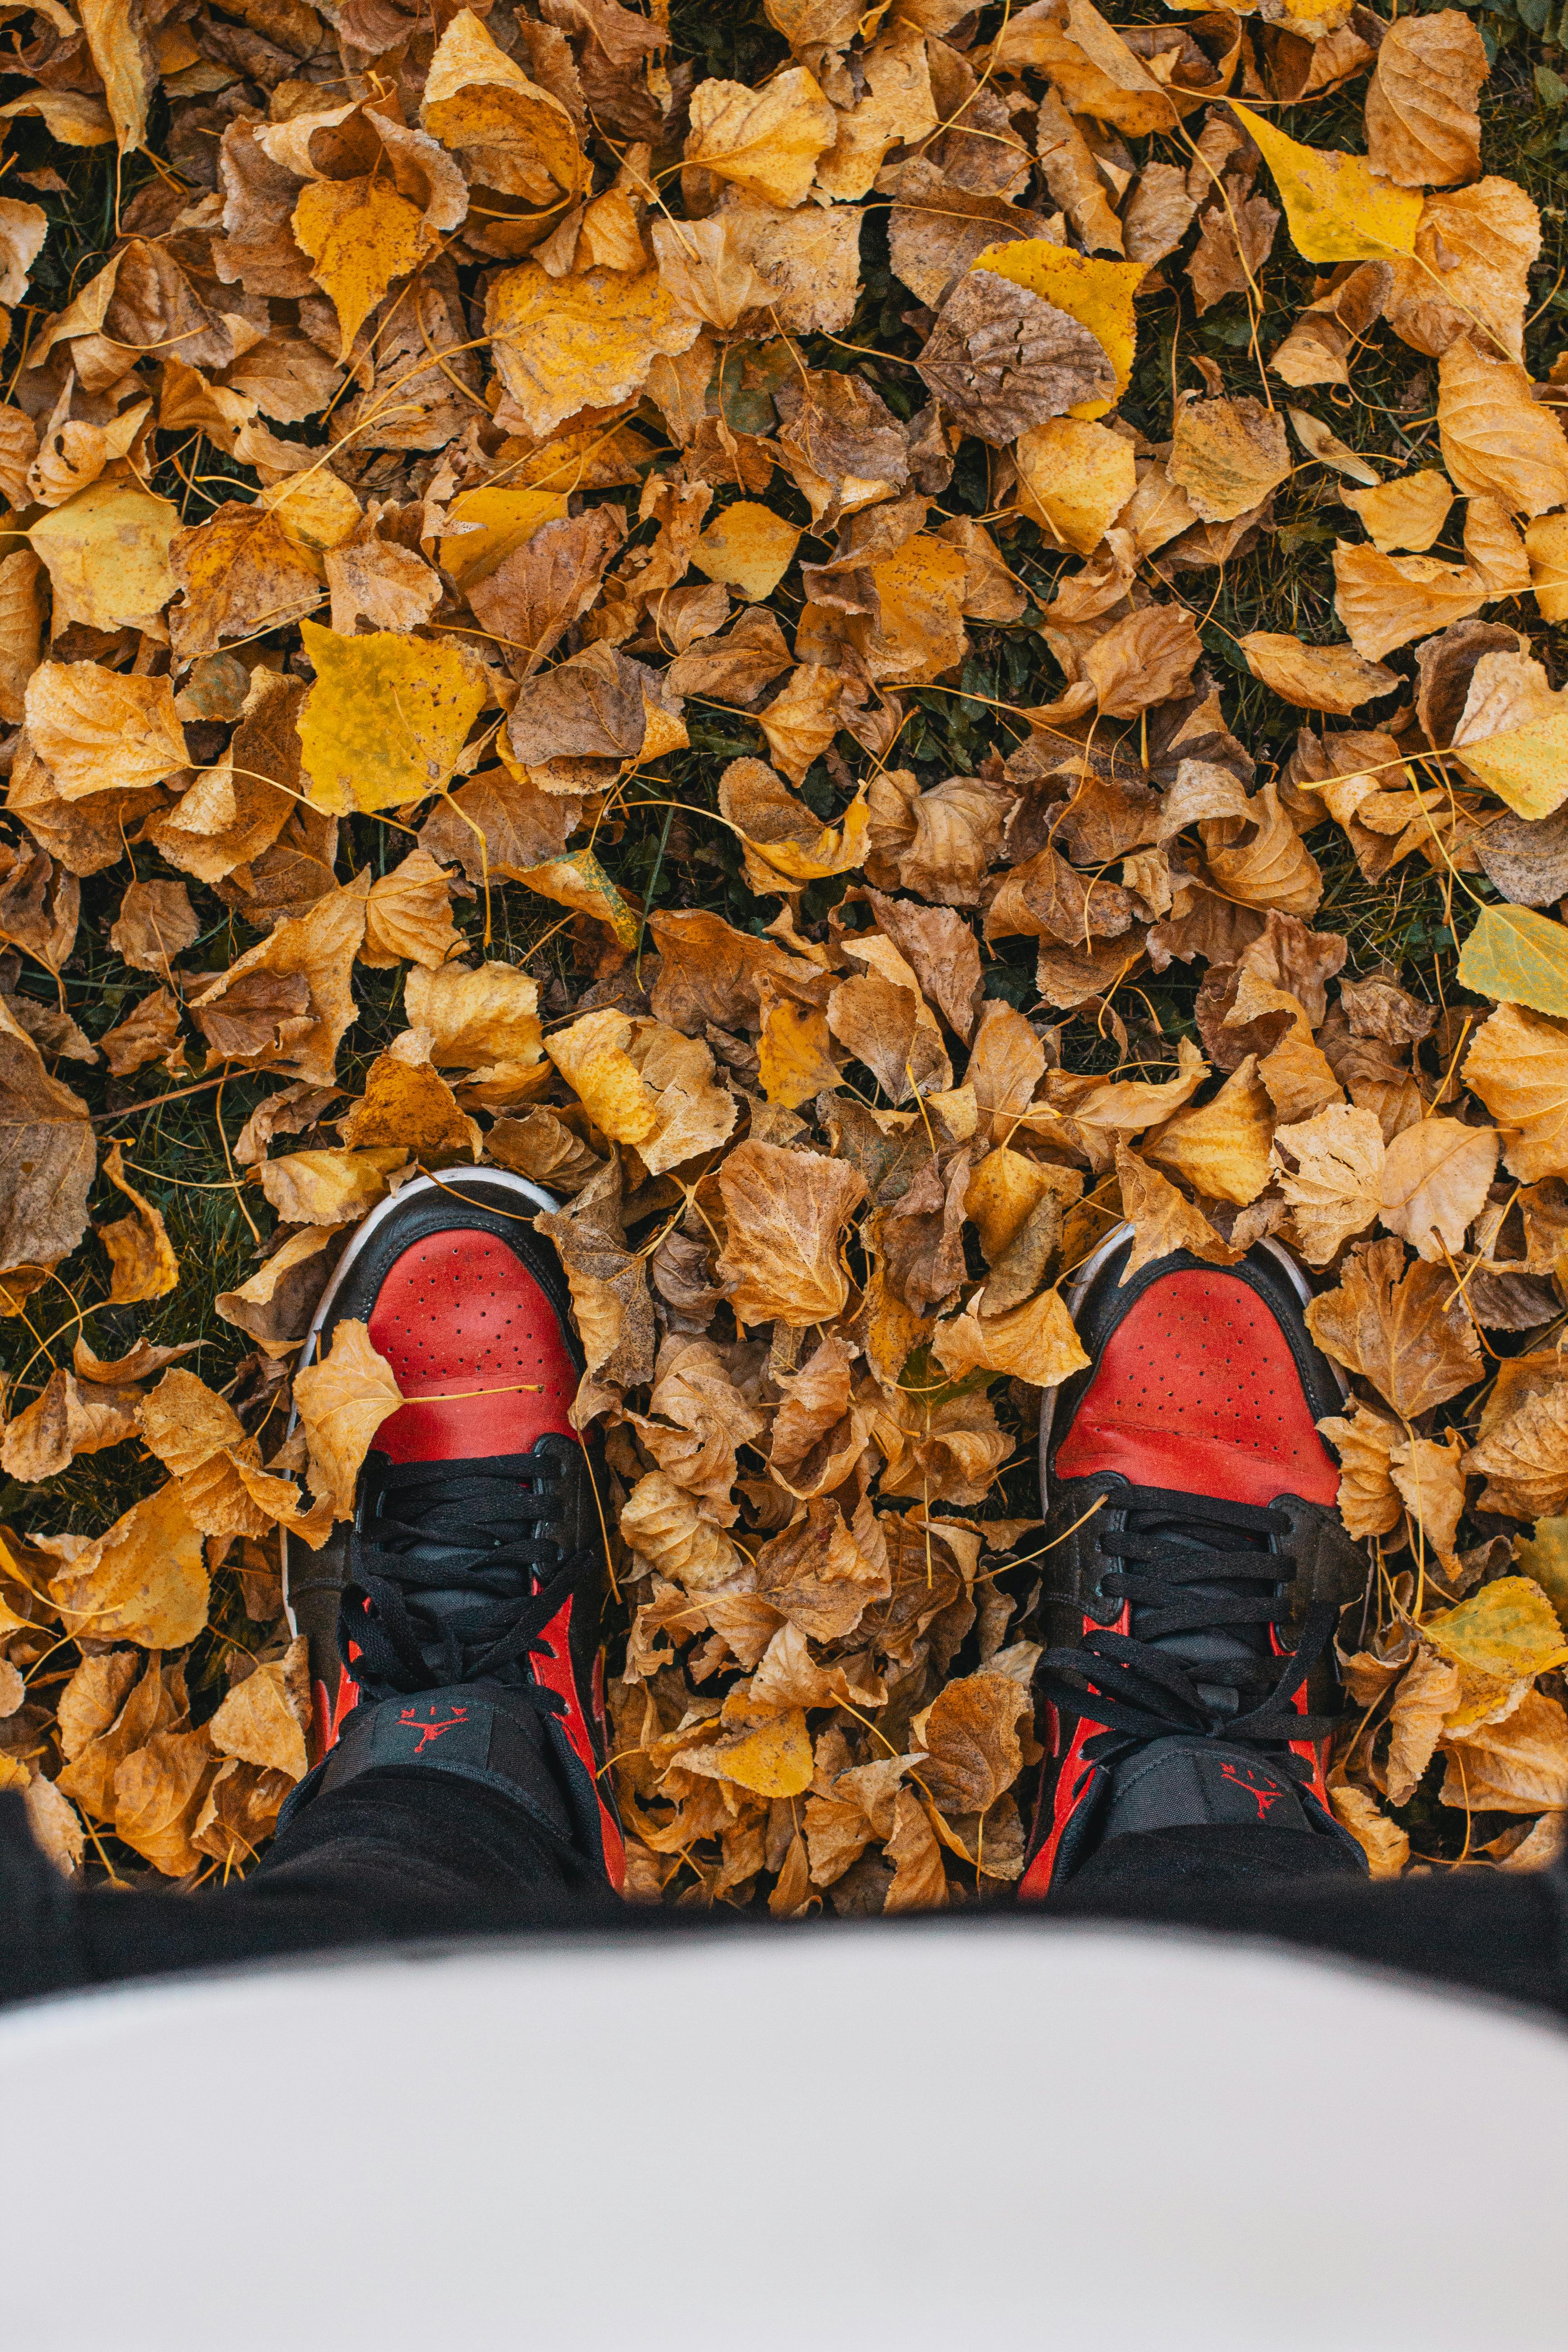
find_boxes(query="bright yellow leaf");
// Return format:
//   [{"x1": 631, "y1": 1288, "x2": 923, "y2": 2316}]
[
  {"x1": 1457, "y1": 903, "x2": 1568, "y2": 1017},
  {"x1": 292, "y1": 176, "x2": 434, "y2": 361},
  {"x1": 438, "y1": 486, "x2": 569, "y2": 591},
  {"x1": 296, "y1": 620, "x2": 489, "y2": 814},
  {"x1": 691, "y1": 501, "x2": 801, "y2": 600},
  {"x1": 1230, "y1": 103, "x2": 1424, "y2": 265},
  {"x1": 486, "y1": 262, "x2": 701, "y2": 442},
  {"x1": 1014, "y1": 416, "x2": 1137, "y2": 554}
]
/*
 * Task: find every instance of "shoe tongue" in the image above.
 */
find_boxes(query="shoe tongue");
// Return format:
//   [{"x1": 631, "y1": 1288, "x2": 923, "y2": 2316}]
[
  {"x1": 1122, "y1": 1499, "x2": 1279, "y2": 1716},
  {"x1": 1102, "y1": 1735, "x2": 1313, "y2": 1842}
]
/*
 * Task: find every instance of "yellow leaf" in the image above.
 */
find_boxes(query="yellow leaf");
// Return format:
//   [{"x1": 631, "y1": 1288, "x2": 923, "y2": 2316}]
[
  {"x1": 438, "y1": 485, "x2": 568, "y2": 592},
  {"x1": 296, "y1": 620, "x2": 488, "y2": 815},
  {"x1": 208, "y1": 1655, "x2": 309, "y2": 1782},
  {"x1": 970, "y1": 239, "x2": 1144, "y2": 420},
  {"x1": 78, "y1": 0, "x2": 150, "y2": 152},
  {"x1": 257, "y1": 469, "x2": 363, "y2": 557},
  {"x1": 544, "y1": 1006, "x2": 659, "y2": 1143},
  {"x1": 294, "y1": 1318, "x2": 404, "y2": 1519},
  {"x1": 421, "y1": 6, "x2": 584, "y2": 203},
  {"x1": 28, "y1": 479, "x2": 177, "y2": 633},
  {"x1": 1514, "y1": 1519, "x2": 1568, "y2": 1632},
  {"x1": 695, "y1": 1707, "x2": 814, "y2": 1797},
  {"x1": 95, "y1": 1139, "x2": 179, "y2": 1304},
  {"x1": 1230, "y1": 102, "x2": 1424, "y2": 264},
  {"x1": 48, "y1": 1482, "x2": 209, "y2": 1647},
  {"x1": 1143, "y1": 1058, "x2": 1276, "y2": 1206},
  {"x1": 1344, "y1": 469, "x2": 1454, "y2": 554},
  {"x1": 684, "y1": 68, "x2": 837, "y2": 209},
  {"x1": 1458, "y1": 902, "x2": 1568, "y2": 1014},
  {"x1": 1525, "y1": 512, "x2": 1568, "y2": 624},
  {"x1": 486, "y1": 262, "x2": 701, "y2": 443},
  {"x1": 340, "y1": 1042, "x2": 480, "y2": 1163},
  {"x1": 1014, "y1": 416, "x2": 1136, "y2": 554},
  {"x1": 515, "y1": 848, "x2": 641, "y2": 951},
  {"x1": 931, "y1": 1284, "x2": 1090, "y2": 1387},
  {"x1": 256, "y1": 1147, "x2": 408, "y2": 1225},
  {"x1": 1238, "y1": 632, "x2": 1398, "y2": 716},
  {"x1": 720, "y1": 753, "x2": 870, "y2": 886},
  {"x1": 1454, "y1": 707, "x2": 1568, "y2": 821},
  {"x1": 1425, "y1": 1574, "x2": 1568, "y2": 1682},
  {"x1": 758, "y1": 991, "x2": 839, "y2": 1108},
  {"x1": 691, "y1": 500, "x2": 801, "y2": 601},
  {"x1": 23, "y1": 659, "x2": 186, "y2": 799},
  {"x1": 862, "y1": 535, "x2": 968, "y2": 685},
  {"x1": 1328, "y1": 1784, "x2": 1409, "y2": 1878},
  {"x1": 292, "y1": 176, "x2": 434, "y2": 362}
]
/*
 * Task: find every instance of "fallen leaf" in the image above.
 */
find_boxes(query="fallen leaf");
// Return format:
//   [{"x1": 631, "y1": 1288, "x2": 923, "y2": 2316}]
[
  {"x1": 1329, "y1": 1782, "x2": 1410, "y2": 1877},
  {"x1": 257, "y1": 1147, "x2": 407, "y2": 1226},
  {"x1": 684, "y1": 67, "x2": 836, "y2": 208},
  {"x1": 1458, "y1": 905, "x2": 1568, "y2": 1014},
  {"x1": 1232, "y1": 101, "x2": 1424, "y2": 263},
  {"x1": 208, "y1": 1651, "x2": 309, "y2": 1782},
  {"x1": 293, "y1": 1317, "x2": 404, "y2": 1519},
  {"x1": 691, "y1": 500, "x2": 800, "y2": 601},
  {"x1": 1143, "y1": 1057, "x2": 1275, "y2": 1206},
  {"x1": 95, "y1": 1139, "x2": 178, "y2": 1305},
  {"x1": 0, "y1": 995, "x2": 94, "y2": 1274},
  {"x1": 1305, "y1": 1235, "x2": 1482, "y2": 1417},
  {"x1": 1464, "y1": 1001, "x2": 1568, "y2": 1178},
  {"x1": 1343, "y1": 470, "x2": 1454, "y2": 554},
  {"x1": 1238, "y1": 633, "x2": 1397, "y2": 716},
  {"x1": 931, "y1": 1281, "x2": 1089, "y2": 1386},
  {"x1": 716, "y1": 1139, "x2": 866, "y2": 1328},
  {"x1": 24, "y1": 660, "x2": 186, "y2": 799},
  {"x1": 293, "y1": 176, "x2": 435, "y2": 363},
  {"x1": 1273, "y1": 1102, "x2": 1384, "y2": 1264},
  {"x1": 486, "y1": 261, "x2": 701, "y2": 441},
  {"x1": 1437, "y1": 338, "x2": 1568, "y2": 518},
  {"x1": 296, "y1": 622, "x2": 489, "y2": 816},
  {"x1": 1377, "y1": 1116, "x2": 1497, "y2": 1261},
  {"x1": 1440, "y1": 1686, "x2": 1568, "y2": 1813},
  {"x1": 1365, "y1": 9, "x2": 1486, "y2": 189},
  {"x1": 48, "y1": 1482, "x2": 209, "y2": 1647},
  {"x1": 915, "y1": 267, "x2": 1116, "y2": 445},
  {"x1": 1169, "y1": 395, "x2": 1292, "y2": 524}
]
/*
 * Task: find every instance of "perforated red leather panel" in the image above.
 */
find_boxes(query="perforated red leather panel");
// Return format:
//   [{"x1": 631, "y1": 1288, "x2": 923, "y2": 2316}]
[
  {"x1": 367, "y1": 1231, "x2": 579, "y2": 1462},
  {"x1": 1054, "y1": 1269, "x2": 1339, "y2": 1507}
]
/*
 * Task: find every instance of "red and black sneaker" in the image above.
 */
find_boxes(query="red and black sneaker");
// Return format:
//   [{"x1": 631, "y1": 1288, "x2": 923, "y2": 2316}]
[
  {"x1": 280, "y1": 1171, "x2": 625, "y2": 1891},
  {"x1": 1019, "y1": 1228, "x2": 1367, "y2": 1898}
]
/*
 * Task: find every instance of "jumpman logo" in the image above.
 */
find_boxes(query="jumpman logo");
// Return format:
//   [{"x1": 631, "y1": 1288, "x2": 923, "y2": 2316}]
[
  {"x1": 1219, "y1": 1760, "x2": 1281, "y2": 1820},
  {"x1": 398, "y1": 1704, "x2": 470, "y2": 1754}
]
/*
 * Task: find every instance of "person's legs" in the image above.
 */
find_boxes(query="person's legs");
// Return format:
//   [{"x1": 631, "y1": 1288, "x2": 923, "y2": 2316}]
[
  {"x1": 1009, "y1": 1223, "x2": 1568, "y2": 2018},
  {"x1": 9, "y1": 1205, "x2": 1567, "y2": 2033},
  {"x1": 1, "y1": 1172, "x2": 625, "y2": 2006}
]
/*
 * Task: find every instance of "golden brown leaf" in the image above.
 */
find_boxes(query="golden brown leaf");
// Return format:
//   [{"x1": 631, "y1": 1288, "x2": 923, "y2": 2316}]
[
  {"x1": 95, "y1": 1139, "x2": 179, "y2": 1306},
  {"x1": 1305, "y1": 1235, "x2": 1482, "y2": 1418},
  {"x1": 48, "y1": 1482, "x2": 209, "y2": 1648},
  {"x1": 716, "y1": 1139, "x2": 866, "y2": 1328},
  {"x1": 293, "y1": 1318, "x2": 404, "y2": 1519},
  {"x1": 1365, "y1": 10, "x2": 1486, "y2": 190}
]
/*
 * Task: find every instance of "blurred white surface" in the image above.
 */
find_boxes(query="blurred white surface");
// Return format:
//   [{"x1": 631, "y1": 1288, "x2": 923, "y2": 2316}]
[{"x1": 4, "y1": 1920, "x2": 1564, "y2": 2352}]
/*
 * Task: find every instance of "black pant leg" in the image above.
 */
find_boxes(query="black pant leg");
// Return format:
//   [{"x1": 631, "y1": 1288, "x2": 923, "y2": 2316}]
[
  {"x1": 0, "y1": 1771, "x2": 618, "y2": 2009},
  {"x1": 1052, "y1": 1823, "x2": 1568, "y2": 2019}
]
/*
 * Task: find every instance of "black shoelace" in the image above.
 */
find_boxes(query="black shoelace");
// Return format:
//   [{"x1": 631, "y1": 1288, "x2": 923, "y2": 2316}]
[
  {"x1": 342, "y1": 1447, "x2": 591, "y2": 1715},
  {"x1": 1037, "y1": 1485, "x2": 1340, "y2": 1779}
]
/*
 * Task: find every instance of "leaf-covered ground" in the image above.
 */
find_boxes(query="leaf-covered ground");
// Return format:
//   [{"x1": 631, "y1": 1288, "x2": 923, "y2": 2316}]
[{"x1": 2, "y1": 0, "x2": 1568, "y2": 1902}]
